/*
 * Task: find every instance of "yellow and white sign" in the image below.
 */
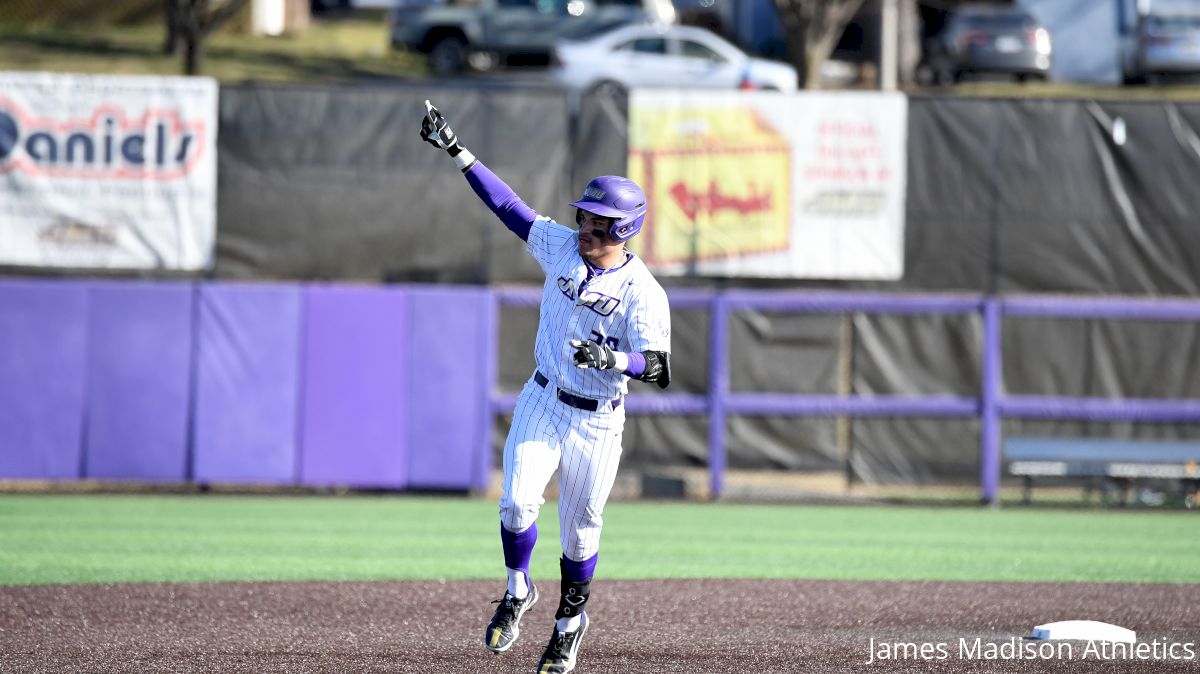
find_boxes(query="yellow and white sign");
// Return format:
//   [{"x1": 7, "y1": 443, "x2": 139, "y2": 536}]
[
  {"x1": 629, "y1": 90, "x2": 907, "y2": 280},
  {"x1": 629, "y1": 106, "x2": 790, "y2": 268}
]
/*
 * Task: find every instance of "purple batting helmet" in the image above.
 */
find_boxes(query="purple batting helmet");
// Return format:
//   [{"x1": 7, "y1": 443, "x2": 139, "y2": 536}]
[{"x1": 569, "y1": 175, "x2": 647, "y2": 241}]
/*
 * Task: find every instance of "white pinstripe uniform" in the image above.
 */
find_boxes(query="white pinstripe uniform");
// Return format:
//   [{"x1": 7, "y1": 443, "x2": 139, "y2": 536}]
[{"x1": 499, "y1": 216, "x2": 670, "y2": 562}]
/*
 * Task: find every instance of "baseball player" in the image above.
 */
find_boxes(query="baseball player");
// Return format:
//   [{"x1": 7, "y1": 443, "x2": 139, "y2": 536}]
[{"x1": 421, "y1": 100, "x2": 671, "y2": 674}]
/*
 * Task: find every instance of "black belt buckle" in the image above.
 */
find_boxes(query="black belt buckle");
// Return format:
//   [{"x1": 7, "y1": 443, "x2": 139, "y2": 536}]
[{"x1": 533, "y1": 370, "x2": 619, "y2": 412}]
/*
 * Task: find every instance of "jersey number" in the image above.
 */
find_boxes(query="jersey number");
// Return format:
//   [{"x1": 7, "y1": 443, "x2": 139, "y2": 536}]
[{"x1": 590, "y1": 330, "x2": 619, "y2": 352}]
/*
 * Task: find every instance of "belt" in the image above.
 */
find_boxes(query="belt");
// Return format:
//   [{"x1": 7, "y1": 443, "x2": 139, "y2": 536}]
[{"x1": 534, "y1": 371, "x2": 622, "y2": 412}]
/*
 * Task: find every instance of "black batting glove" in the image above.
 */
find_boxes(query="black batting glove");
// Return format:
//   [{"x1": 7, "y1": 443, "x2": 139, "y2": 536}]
[
  {"x1": 421, "y1": 100, "x2": 476, "y2": 171},
  {"x1": 570, "y1": 339, "x2": 615, "y2": 370},
  {"x1": 420, "y1": 100, "x2": 464, "y2": 155}
]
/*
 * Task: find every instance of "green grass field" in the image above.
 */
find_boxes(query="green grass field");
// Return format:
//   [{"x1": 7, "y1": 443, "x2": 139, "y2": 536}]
[
  {"x1": 1, "y1": 494, "x2": 1197, "y2": 586},
  {"x1": 0, "y1": 16, "x2": 425, "y2": 83}
]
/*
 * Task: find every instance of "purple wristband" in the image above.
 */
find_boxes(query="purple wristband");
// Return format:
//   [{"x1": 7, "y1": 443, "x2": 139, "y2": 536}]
[{"x1": 623, "y1": 351, "x2": 646, "y2": 378}]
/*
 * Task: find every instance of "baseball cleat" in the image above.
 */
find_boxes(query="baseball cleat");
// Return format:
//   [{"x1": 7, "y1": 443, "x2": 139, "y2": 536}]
[
  {"x1": 536, "y1": 611, "x2": 589, "y2": 673},
  {"x1": 485, "y1": 583, "x2": 539, "y2": 653}
]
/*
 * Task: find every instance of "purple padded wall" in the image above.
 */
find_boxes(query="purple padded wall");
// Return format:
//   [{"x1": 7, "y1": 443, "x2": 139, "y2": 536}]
[
  {"x1": 0, "y1": 281, "x2": 88, "y2": 478},
  {"x1": 84, "y1": 282, "x2": 195, "y2": 481},
  {"x1": 406, "y1": 287, "x2": 489, "y2": 490},
  {"x1": 299, "y1": 286, "x2": 408, "y2": 488},
  {"x1": 193, "y1": 284, "x2": 302, "y2": 484}
]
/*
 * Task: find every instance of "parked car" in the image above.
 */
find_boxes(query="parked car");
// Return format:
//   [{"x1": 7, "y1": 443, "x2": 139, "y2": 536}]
[
  {"x1": 918, "y1": 3, "x2": 1052, "y2": 84},
  {"x1": 550, "y1": 24, "x2": 798, "y2": 95},
  {"x1": 389, "y1": 0, "x2": 676, "y2": 75},
  {"x1": 312, "y1": 0, "x2": 396, "y2": 10},
  {"x1": 1132, "y1": 5, "x2": 1200, "y2": 84}
]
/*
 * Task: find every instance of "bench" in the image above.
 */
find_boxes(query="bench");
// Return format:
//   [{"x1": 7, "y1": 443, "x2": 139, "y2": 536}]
[{"x1": 1005, "y1": 438, "x2": 1200, "y2": 506}]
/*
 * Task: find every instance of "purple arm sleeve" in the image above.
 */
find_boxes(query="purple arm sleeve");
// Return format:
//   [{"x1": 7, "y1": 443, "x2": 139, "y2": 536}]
[
  {"x1": 464, "y1": 161, "x2": 536, "y2": 242},
  {"x1": 623, "y1": 352, "x2": 646, "y2": 378}
]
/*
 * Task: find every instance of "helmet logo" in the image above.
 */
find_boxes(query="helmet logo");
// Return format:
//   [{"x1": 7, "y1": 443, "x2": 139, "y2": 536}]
[{"x1": 583, "y1": 186, "x2": 606, "y2": 200}]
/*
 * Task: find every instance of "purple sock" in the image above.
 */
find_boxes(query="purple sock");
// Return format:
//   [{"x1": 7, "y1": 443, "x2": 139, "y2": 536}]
[
  {"x1": 500, "y1": 522, "x2": 537, "y2": 575},
  {"x1": 561, "y1": 552, "x2": 598, "y2": 583}
]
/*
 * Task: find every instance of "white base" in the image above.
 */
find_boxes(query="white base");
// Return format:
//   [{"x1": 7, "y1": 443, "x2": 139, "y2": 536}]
[{"x1": 1031, "y1": 620, "x2": 1136, "y2": 643}]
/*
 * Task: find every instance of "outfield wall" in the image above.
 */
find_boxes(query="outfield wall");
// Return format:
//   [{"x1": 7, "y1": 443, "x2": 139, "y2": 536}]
[
  {"x1": 4, "y1": 279, "x2": 1200, "y2": 501},
  {"x1": 0, "y1": 280, "x2": 491, "y2": 491}
]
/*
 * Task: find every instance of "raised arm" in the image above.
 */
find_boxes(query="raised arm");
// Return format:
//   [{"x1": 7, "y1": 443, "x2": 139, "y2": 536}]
[
  {"x1": 464, "y1": 162, "x2": 536, "y2": 241},
  {"x1": 421, "y1": 100, "x2": 536, "y2": 241}
]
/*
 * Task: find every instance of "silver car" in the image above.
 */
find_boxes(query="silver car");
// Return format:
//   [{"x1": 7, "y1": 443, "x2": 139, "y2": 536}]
[
  {"x1": 1136, "y1": 9, "x2": 1200, "y2": 83},
  {"x1": 551, "y1": 24, "x2": 799, "y2": 95},
  {"x1": 919, "y1": 3, "x2": 1052, "y2": 84}
]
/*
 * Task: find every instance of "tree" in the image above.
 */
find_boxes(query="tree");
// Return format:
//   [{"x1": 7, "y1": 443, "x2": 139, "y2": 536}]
[
  {"x1": 770, "y1": 0, "x2": 868, "y2": 89},
  {"x1": 897, "y1": 0, "x2": 921, "y2": 85},
  {"x1": 163, "y1": 0, "x2": 183, "y2": 55},
  {"x1": 162, "y1": 0, "x2": 250, "y2": 75}
]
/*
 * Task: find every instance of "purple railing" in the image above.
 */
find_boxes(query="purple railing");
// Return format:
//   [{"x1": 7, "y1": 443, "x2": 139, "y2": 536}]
[{"x1": 488, "y1": 289, "x2": 1200, "y2": 503}]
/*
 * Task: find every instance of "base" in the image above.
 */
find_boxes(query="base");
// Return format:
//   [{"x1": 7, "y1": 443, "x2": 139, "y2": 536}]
[{"x1": 1030, "y1": 620, "x2": 1136, "y2": 643}]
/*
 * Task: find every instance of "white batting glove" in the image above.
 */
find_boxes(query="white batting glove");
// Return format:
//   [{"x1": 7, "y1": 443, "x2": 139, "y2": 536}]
[
  {"x1": 570, "y1": 339, "x2": 615, "y2": 370},
  {"x1": 420, "y1": 99, "x2": 475, "y2": 171}
]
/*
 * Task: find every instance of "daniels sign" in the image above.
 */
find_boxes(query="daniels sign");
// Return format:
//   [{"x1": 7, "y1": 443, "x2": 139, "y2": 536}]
[
  {"x1": 0, "y1": 104, "x2": 204, "y2": 178},
  {"x1": 0, "y1": 72, "x2": 217, "y2": 270}
]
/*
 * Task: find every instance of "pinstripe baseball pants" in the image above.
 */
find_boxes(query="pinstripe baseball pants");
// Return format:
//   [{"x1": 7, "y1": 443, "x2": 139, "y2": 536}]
[{"x1": 498, "y1": 375, "x2": 625, "y2": 562}]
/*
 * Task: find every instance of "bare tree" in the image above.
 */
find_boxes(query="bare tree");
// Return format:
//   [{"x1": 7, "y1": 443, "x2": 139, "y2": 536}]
[
  {"x1": 163, "y1": 0, "x2": 184, "y2": 55},
  {"x1": 770, "y1": 0, "x2": 869, "y2": 88},
  {"x1": 163, "y1": 0, "x2": 251, "y2": 75},
  {"x1": 894, "y1": 0, "x2": 923, "y2": 85}
]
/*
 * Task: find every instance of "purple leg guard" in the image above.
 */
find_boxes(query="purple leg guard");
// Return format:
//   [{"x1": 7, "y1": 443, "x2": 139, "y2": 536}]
[
  {"x1": 500, "y1": 522, "x2": 537, "y2": 574},
  {"x1": 561, "y1": 552, "x2": 598, "y2": 583}
]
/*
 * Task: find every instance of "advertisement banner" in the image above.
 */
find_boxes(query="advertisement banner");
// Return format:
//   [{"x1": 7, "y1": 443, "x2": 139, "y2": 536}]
[
  {"x1": 0, "y1": 71, "x2": 217, "y2": 270},
  {"x1": 628, "y1": 90, "x2": 907, "y2": 280}
]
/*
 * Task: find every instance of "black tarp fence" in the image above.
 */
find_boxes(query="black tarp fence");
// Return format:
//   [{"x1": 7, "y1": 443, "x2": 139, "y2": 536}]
[
  {"x1": 117, "y1": 86, "x2": 1200, "y2": 482},
  {"x1": 905, "y1": 97, "x2": 1200, "y2": 295},
  {"x1": 217, "y1": 86, "x2": 1200, "y2": 294},
  {"x1": 216, "y1": 84, "x2": 574, "y2": 283}
]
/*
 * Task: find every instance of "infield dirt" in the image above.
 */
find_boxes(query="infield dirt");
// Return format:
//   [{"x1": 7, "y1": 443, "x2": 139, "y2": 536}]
[{"x1": 2, "y1": 578, "x2": 1197, "y2": 673}]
